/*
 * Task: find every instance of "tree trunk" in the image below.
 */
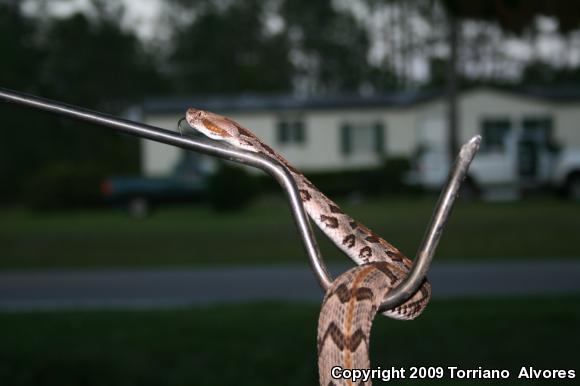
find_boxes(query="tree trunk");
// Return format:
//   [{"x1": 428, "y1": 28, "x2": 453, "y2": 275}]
[{"x1": 446, "y1": 14, "x2": 459, "y2": 158}]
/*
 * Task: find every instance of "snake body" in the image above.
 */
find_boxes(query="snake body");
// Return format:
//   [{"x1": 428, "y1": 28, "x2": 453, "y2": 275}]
[
  {"x1": 318, "y1": 263, "x2": 403, "y2": 386},
  {"x1": 185, "y1": 108, "x2": 431, "y2": 385}
]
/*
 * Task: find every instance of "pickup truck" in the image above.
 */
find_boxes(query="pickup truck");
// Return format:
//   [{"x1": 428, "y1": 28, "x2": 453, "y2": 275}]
[
  {"x1": 407, "y1": 128, "x2": 580, "y2": 201},
  {"x1": 101, "y1": 153, "x2": 208, "y2": 216}
]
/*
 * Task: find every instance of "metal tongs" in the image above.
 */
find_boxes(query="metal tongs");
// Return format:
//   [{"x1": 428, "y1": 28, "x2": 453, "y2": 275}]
[{"x1": 0, "y1": 87, "x2": 480, "y2": 312}]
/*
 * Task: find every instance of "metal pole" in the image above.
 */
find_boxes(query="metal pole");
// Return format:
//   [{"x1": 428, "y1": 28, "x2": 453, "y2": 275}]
[{"x1": 379, "y1": 135, "x2": 480, "y2": 312}]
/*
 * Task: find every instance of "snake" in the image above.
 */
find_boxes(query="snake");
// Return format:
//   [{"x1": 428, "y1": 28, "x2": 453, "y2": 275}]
[{"x1": 185, "y1": 108, "x2": 431, "y2": 385}]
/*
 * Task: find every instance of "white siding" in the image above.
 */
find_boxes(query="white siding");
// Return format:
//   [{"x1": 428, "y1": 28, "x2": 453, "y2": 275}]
[
  {"x1": 141, "y1": 114, "x2": 182, "y2": 176},
  {"x1": 554, "y1": 104, "x2": 580, "y2": 147},
  {"x1": 385, "y1": 110, "x2": 417, "y2": 156},
  {"x1": 413, "y1": 89, "x2": 573, "y2": 151},
  {"x1": 461, "y1": 89, "x2": 553, "y2": 142},
  {"x1": 307, "y1": 110, "x2": 379, "y2": 170}
]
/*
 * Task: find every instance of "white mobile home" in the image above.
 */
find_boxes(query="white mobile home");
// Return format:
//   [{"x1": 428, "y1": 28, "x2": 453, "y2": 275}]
[{"x1": 132, "y1": 86, "x2": 580, "y2": 196}]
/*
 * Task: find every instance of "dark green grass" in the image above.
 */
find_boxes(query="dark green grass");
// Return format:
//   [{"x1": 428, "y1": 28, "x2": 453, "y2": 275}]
[
  {"x1": 0, "y1": 296, "x2": 578, "y2": 385},
  {"x1": 0, "y1": 197, "x2": 579, "y2": 269}
]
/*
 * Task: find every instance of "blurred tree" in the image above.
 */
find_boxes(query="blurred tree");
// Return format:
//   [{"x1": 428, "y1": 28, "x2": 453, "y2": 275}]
[
  {"x1": 0, "y1": 2, "x2": 167, "y2": 203},
  {"x1": 522, "y1": 61, "x2": 580, "y2": 85},
  {"x1": 441, "y1": 0, "x2": 580, "y2": 156},
  {"x1": 361, "y1": 0, "x2": 438, "y2": 91},
  {"x1": 427, "y1": 58, "x2": 448, "y2": 88},
  {"x1": 281, "y1": 0, "x2": 373, "y2": 94},
  {"x1": 0, "y1": 3, "x2": 41, "y2": 91},
  {"x1": 3, "y1": 0, "x2": 580, "y2": 204},
  {"x1": 39, "y1": 8, "x2": 166, "y2": 110},
  {"x1": 34, "y1": 6, "x2": 169, "y2": 188},
  {"x1": 169, "y1": 0, "x2": 293, "y2": 93},
  {"x1": 0, "y1": 3, "x2": 45, "y2": 201}
]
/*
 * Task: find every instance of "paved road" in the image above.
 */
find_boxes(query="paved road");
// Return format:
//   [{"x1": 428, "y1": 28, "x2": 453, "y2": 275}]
[{"x1": 0, "y1": 260, "x2": 579, "y2": 311}]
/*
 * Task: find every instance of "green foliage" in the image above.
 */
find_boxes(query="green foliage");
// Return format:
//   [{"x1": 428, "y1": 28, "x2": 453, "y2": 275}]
[
  {"x1": 207, "y1": 163, "x2": 259, "y2": 212},
  {"x1": 364, "y1": 157, "x2": 414, "y2": 196},
  {"x1": 23, "y1": 163, "x2": 106, "y2": 212},
  {"x1": 0, "y1": 4, "x2": 45, "y2": 202},
  {"x1": 521, "y1": 61, "x2": 580, "y2": 85},
  {"x1": 1, "y1": 198, "x2": 579, "y2": 269},
  {"x1": 170, "y1": 0, "x2": 293, "y2": 93},
  {"x1": 0, "y1": 5, "x2": 40, "y2": 90},
  {"x1": 168, "y1": 0, "x2": 387, "y2": 94},
  {"x1": 0, "y1": 4, "x2": 161, "y2": 203},
  {"x1": 428, "y1": 57, "x2": 448, "y2": 88},
  {"x1": 281, "y1": 0, "x2": 374, "y2": 93},
  {"x1": 40, "y1": 12, "x2": 167, "y2": 109},
  {"x1": 257, "y1": 158, "x2": 413, "y2": 197}
]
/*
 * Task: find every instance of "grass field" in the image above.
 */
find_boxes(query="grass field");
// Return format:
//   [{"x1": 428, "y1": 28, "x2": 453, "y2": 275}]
[
  {"x1": 0, "y1": 296, "x2": 577, "y2": 386},
  {"x1": 0, "y1": 196, "x2": 579, "y2": 269}
]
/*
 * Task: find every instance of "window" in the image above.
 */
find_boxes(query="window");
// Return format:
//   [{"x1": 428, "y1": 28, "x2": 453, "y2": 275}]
[
  {"x1": 277, "y1": 118, "x2": 305, "y2": 145},
  {"x1": 518, "y1": 116, "x2": 556, "y2": 177},
  {"x1": 340, "y1": 121, "x2": 385, "y2": 156},
  {"x1": 522, "y1": 116, "x2": 553, "y2": 142},
  {"x1": 481, "y1": 118, "x2": 511, "y2": 151}
]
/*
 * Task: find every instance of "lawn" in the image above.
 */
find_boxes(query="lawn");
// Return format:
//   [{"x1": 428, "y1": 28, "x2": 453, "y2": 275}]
[
  {"x1": 0, "y1": 196, "x2": 579, "y2": 269},
  {"x1": 0, "y1": 296, "x2": 577, "y2": 386}
]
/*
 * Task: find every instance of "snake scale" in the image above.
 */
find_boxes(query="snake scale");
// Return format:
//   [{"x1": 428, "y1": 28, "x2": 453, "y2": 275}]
[{"x1": 185, "y1": 108, "x2": 431, "y2": 385}]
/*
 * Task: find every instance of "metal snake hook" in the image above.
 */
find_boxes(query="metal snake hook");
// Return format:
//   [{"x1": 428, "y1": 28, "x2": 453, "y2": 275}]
[
  {"x1": 0, "y1": 87, "x2": 480, "y2": 311},
  {"x1": 378, "y1": 135, "x2": 481, "y2": 312}
]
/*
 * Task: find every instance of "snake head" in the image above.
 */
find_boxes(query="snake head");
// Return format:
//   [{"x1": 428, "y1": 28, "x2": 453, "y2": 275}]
[
  {"x1": 185, "y1": 108, "x2": 237, "y2": 140},
  {"x1": 185, "y1": 108, "x2": 260, "y2": 153}
]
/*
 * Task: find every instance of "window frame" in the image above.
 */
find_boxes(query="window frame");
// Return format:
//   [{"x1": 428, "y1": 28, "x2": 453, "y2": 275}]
[
  {"x1": 276, "y1": 116, "x2": 306, "y2": 146},
  {"x1": 340, "y1": 119, "x2": 386, "y2": 156},
  {"x1": 521, "y1": 115, "x2": 554, "y2": 143},
  {"x1": 480, "y1": 116, "x2": 512, "y2": 151}
]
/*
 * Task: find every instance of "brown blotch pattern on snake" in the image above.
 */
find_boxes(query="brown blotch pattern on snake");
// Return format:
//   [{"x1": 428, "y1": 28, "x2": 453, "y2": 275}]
[
  {"x1": 375, "y1": 263, "x2": 398, "y2": 282},
  {"x1": 318, "y1": 321, "x2": 345, "y2": 351},
  {"x1": 365, "y1": 235, "x2": 381, "y2": 243},
  {"x1": 299, "y1": 189, "x2": 312, "y2": 201},
  {"x1": 342, "y1": 234, "x2": 355, "y2": 248},
  {"x1": 354, "y1": 287, "x2": 374, "y2": 301},
  {"x1": 320, "y1": 215, "x2": 339, "y2": 229},
  {"x1": 359, "y1": 246, "x2": 372, "y2": 260},
  {"x1": 329, "y1": 204, "x2": 343, "y2": 214},
  {"x1": 386, "y1": 250, "x2": 403, "y2": 261}
]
